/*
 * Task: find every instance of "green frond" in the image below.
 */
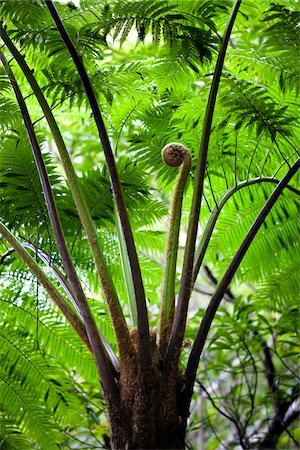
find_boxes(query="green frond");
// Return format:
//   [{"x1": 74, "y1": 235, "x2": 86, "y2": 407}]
[
  {"x1": 0, "y1": 97, "x2": 22, "y2": 130},
  {"x1": 0, "y1": 133, "x2": 58, "y2": 237},
  {"x1": 0, "y1": 285, "x2": 102, "y2": 449},
  {"x1": 205, "y1": 184, "x2": 300, "y2": 304},
  {"x1": 0, "y1": 415, "x2": 32, "y2": 450},
  {"x1": 219, "y1": 73, "x2": 297, "y2": 140},
  {"x1": 227, "y1": 49, "x2": 300, "y2": 95},
  {"x1": 0, "y1": 0, "x2": 48, "y2": 28},
  {"x1": 0, "y1": 294, "x2": 97, "y2": 381},
  {"x1": 103, "y1": 0, "x2": 218, "y2": 64},
  {"x1": 253, "y1": 257, "x2": 300, "y2": 310},
  {"x1": 263, "y1": 3, "x2": 300, "y2": 53}
]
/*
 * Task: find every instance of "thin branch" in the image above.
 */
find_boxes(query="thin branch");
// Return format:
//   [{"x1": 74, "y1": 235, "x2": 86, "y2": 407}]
[
  {"x1": 258, "y1": 406, "x2": 300, "y2": 449},
  {"x1": 203, "y1": 265, "x2": 235, "y2": 301},
  {"x1": 263, "y1": 344, "x2": 276, "y2": 394},
  {"x1": 247, "y1": 135, "x2": 261, "y2": 180},
  {"x1": 182, "y1": 157, "x2": 300, "y2": 419},
  {"x1": 197, "y1": 380, "x2": 238, "y2": 425},
  {"x1": 240, "y1": 340, "x2": 258, "y2": 438},
  {"x1": 164, "y1": 0, "x2": 242, "y2": 375},
  {"x1": 0, "y1": 248, "x2": 15, "y2": 265},
  {"x1": 45, "y1": 0, "x2": 151, "y2": 367},
  {"x1": 206, "y1": 170, "x2": 218, "y2": 208}
]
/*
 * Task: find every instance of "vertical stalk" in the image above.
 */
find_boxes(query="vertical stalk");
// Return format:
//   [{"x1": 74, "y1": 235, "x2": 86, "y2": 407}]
[
  {"x1": 164, "y1": 0, "x2": 242, "y2": 375},
  {"x1": 0, "y1": 50, "x2": 119, "y2": 404},
  {"x1": 45, "y1": 0, "x2": 151, "y2": 366},
  {"x1": 182, "y1": 157, "x2": 300, "y2": 419},
  {"x1": 115, "y1": 209, "x2": 138, "y2": 326},
  {"x1": 0, "y1": 24, "x2": 133, "y2": 360},
  {"x1": 159, "y1": 143, "x2": 191, "y2": 350}
]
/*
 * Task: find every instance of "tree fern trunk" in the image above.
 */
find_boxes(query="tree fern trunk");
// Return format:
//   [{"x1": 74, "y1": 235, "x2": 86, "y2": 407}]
[{"x1": 108, "y1": 330, "x2": 187, "y2": 450}]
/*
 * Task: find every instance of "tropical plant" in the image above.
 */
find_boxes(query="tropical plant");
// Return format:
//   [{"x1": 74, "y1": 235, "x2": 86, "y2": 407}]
[{"x1": 0, "y1": 0, "x2": 299, "y2": 449}]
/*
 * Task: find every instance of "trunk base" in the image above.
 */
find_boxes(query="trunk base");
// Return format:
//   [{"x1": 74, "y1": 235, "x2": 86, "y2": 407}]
[{"x1": 108, "y1": 328, "x2": 187, "y2": 450}]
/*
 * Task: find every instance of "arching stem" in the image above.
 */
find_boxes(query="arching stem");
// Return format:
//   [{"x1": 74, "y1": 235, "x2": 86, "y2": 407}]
[
  {"x1": 0, "y1": 26, "x2": 133, "y2": 362},
  {"x1": 192, "y1": 177, "x2": 300, "y2": 285},
  {"x1": 45, "y1": 0, "x2": 151, "y2": 368},
  {"x1": 0, "y1": 49, "x2": 119, "y2": 405}
]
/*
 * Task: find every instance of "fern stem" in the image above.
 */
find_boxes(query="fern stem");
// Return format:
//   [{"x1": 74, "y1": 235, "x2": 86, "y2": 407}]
[
  {"x1": 164, "y1": 0, "x2": 242, "y2": 375},
  {"x1": 159, "y1": 143, "x2": 191, "y2": 350},
  {"x1": 182, "y1": 157, "x2": 300, "y2": 420},
  {"x1": 22, "y1": 242, "x2": 120, "y2": 372},
  {"x1": 0, "y1": 24, "x2": 133, "y2": 361},
  {"x1": 192, "y1": 177, "x2": 300, "y2": 285},
  {"x1": 0, "y1": 222, "x2": 89, "y2": 353},
  {"x1": 115, "y1": 210, "x2": 138, "y2": 327},
  {"x1": 45, "y1": 0, "x2": 151, "y2": 367},
  {"x1": 0, "y1": 50, "x2": 120, "y2": 404}
]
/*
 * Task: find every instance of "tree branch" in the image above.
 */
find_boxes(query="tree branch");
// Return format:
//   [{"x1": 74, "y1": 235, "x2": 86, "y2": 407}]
[
  {"x1": 257, "y1": 338, "x2": 300, "y2": 449},
  {"x1": 182, "y1": 157, "x2": 300, "y2": 420}
]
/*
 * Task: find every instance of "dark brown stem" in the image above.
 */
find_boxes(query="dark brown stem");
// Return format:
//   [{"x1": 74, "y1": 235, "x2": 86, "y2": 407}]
[
  {"x1": 45, "y1": 0, "x2": 151, "y2": 368},
  {"x1": 164, "y1": 0, "x2": 242, "y2": 375},
  {"x1": 182, "y1": 157, "x2": 300, "y2": 420}
]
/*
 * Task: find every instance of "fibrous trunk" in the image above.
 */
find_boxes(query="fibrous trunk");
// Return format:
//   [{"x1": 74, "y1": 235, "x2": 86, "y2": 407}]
[{"x1": 108, "y1": 329, "x2": 187, "y2": 450}]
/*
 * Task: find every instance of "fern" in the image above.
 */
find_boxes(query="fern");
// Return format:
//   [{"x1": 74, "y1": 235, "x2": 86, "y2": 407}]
[
  {"x1": 219, "y1": 73, "x2": 296, "y2": 140},
  {"x1": 0, "y1": 97, "x2": 22, "y2": 130},
  {"x1": 0, "y1": 415, "x2": 32, "y2": 450},
  {"x1": 263, "y1": 3, "x2": 300, "y2": 53},
  {"x1": 0, "y1": 0, "x2": 47, "y2": 28}
]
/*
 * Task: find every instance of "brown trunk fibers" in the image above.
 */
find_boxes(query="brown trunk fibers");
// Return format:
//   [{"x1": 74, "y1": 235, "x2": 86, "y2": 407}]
[{"x1": 108, "y1": 328, "x2": 187, "y2": 450}]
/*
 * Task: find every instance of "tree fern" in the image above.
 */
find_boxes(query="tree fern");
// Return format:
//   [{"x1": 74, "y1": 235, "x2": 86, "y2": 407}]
[{"x1": 0, "y1": 0, "x2": 299, "y2": 448}]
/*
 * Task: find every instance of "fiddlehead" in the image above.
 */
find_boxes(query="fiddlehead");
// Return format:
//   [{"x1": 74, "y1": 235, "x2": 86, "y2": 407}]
[{"x1": 159, "y1": 143, "x2": 191, "y2": 351}]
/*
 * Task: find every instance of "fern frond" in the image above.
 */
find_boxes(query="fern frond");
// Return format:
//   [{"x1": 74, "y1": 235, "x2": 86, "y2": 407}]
[
  {"x1": 0, "y1": 415, "x2": 32, "y2": 450},
  {"x1": 0, "y1": 0, "x2": 47, "y2": 28},
  {"x1": 253, "y1": 257, "x2": 300, "y2": 310},
  {"x1": 263, "y1": 3, "x2": 300, "y2": 54},
  {"x1": 206, "y1": 184, "x2": 300, "y2": 293},
  {"x1": 0, "y1": 97, "x2": 22, "y2": 130},
  {"x1": 219, "y1": 73, "x2": 297, "y2": 140},
  {"x1": 0, "y1": 133, "x2": 58, "y2": 238}
]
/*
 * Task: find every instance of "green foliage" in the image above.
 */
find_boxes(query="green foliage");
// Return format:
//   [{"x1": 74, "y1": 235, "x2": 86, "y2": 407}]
[{"x1": 0, "y1": 0, "x2": 299, "y2": 448}]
